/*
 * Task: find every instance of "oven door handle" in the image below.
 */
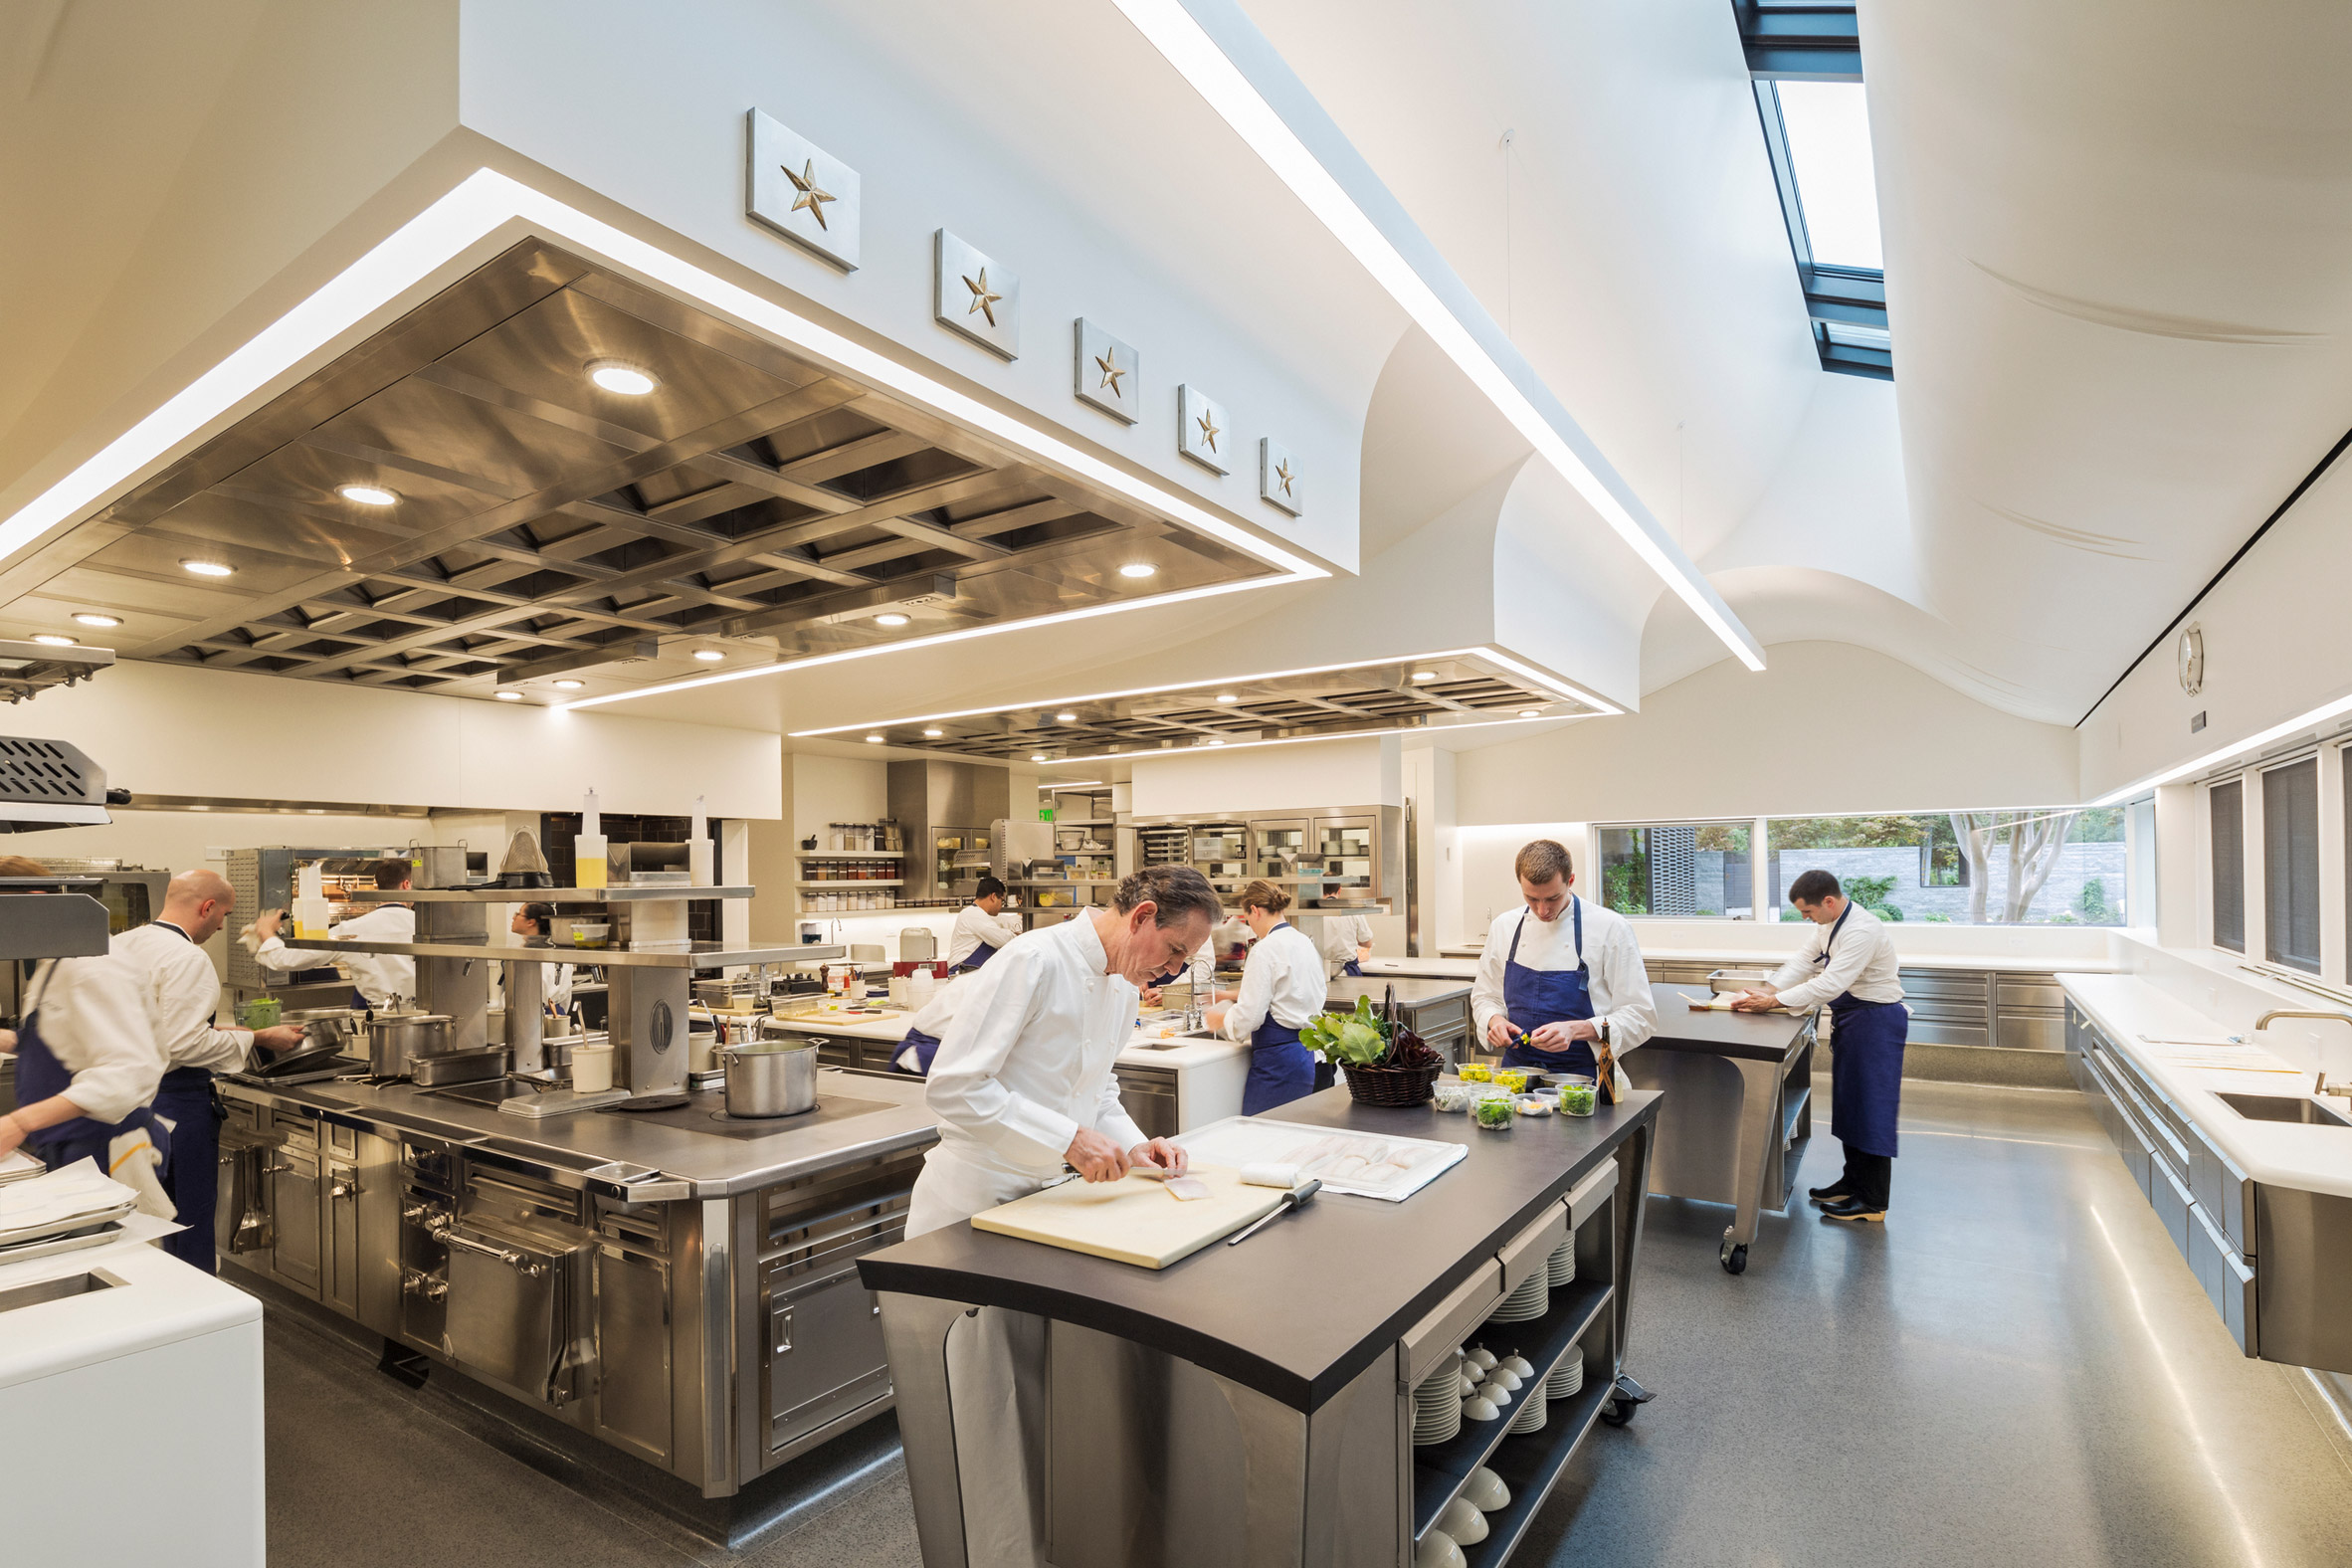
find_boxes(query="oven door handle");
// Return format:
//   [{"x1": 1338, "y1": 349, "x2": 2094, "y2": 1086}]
[{"x1": 428, "y1": 1218, "x2": 545, "y2": 1277}]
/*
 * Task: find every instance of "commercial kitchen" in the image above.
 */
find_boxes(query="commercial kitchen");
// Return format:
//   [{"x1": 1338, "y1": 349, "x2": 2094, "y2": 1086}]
[{"x1": 6, "y1": 4, "x2": 2352, "y2": 1566}]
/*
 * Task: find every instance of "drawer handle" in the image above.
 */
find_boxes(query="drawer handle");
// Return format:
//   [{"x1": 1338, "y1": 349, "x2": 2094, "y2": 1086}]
[
  {"x1": 428, "y1": 1218, "x2": 545, "y2": 1277},
  {"x1": 774, "y1": 1306, "x2": 793, "y2": 1355},
  {"x1": 328, "y1": 1180, "x2": 359, "y2": 1201}
]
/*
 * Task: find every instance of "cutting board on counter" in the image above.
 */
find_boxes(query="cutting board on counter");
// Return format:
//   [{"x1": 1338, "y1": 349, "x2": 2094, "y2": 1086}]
[{"x1": 971, "y1": 1165, "x2": 1286, "y2": 1270}]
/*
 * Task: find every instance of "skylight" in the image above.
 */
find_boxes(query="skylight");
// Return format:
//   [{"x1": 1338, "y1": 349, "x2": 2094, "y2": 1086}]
[{"x1": 1773, "y1": 82, "x2": 1881, "y2": 271}]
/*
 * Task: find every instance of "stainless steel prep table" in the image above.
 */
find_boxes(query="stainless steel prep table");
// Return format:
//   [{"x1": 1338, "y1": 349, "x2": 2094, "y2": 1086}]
[
  {"x1": 861, "y1": 1087, "x2": 1662, "y2": 1568},
  {"x1": 213, "y1": 1067, "x2": 939, "y2": 1513},
  {"x1": 1626, "y1": 983, "x2": 1817, "y2": 1274}
]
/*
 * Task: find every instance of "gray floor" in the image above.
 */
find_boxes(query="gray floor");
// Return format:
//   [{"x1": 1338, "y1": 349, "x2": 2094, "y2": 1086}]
[{"x1": 255, "y1": 1080, "x2": 2352, "y2": 1567}]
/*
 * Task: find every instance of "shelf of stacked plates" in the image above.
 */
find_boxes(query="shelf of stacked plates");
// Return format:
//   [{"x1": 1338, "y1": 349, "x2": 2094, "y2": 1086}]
[{"x1": 1409, "y1": 1156, "x2": 1624, "y2": 1566}]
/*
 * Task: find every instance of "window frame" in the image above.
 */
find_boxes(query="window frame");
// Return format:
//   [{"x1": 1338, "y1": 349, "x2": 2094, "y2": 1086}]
[
  {"x1": 2209, "y1": 776, "x2": 2247, "y2": 953},
  {"x1": 2261, "y1": 756, "x2": 2322, "y2": 974},
  {"x1": 1592, "y1": 818, "x2": 1763, "y2": 920}
]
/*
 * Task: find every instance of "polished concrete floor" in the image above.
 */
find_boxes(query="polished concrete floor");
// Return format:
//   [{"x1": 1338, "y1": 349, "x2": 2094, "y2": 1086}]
[{"x1": 255, "y1": 1079, "x2": 2352, "y2": 1567}]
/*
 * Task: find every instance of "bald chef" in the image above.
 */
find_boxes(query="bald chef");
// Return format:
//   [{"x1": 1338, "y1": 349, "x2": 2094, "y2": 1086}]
[
  {"x1": 1471, "y1": 839, "x2": 1658, "y2": 1080},
  {"x1": 909, "y1": 864, "x2": 1218, "y2": 1238},
  {"x1": 115, "y1": 869, "x2": 307, "y2": 1271}
]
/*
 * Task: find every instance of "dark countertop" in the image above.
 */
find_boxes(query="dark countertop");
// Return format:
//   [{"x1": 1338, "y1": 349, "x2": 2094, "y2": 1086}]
[
  {"x1": 1325, "y1": 975, "x2": 1471, "y2": 1009},
  {"x1": 1642, "y1": 983, "x2": 1814, "y2": 1063},
  {"x1": 859, "y1": 1086, "x2": 1661, "y2": 1414}
]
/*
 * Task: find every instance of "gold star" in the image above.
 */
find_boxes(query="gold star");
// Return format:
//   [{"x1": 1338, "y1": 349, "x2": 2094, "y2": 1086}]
[
  {"x1": 1195, "y1": 407, "x2": 1221, "y2": 453},
  {"x1": 782, "y1": 159, "x2": 836, "y2": 230},
  {"x1": 1274, "y1": 458, "x2": 1295, "y2": 496},
  {"x1": 963, "y1": 268, "x2": 1003, "y2": 327},
  {"x1": 1094, "y1": 346, "x2": 1126, "y2": 398}
]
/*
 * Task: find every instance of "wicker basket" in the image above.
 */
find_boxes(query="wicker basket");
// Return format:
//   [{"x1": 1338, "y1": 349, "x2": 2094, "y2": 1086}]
[{"x1": 1341, "y1": 1058, "x2": 1443, "y2": 1108}]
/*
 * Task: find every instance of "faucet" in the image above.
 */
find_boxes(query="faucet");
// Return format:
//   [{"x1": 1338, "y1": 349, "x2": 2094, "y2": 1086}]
[{"x1": 2254, "y1": 1010, "x2": 2352, "y2": 1096}]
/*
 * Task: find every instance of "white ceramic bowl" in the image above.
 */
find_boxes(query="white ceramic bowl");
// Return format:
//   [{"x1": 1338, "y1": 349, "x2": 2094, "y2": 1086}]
[
  {"x1": 1466, "y1": 1347, "x2": 1497, "y2": 1370},
  {"x1": 1415, "y1": 1528, "x2": 1467, "y2": 1568},
  {"x1": 1438, "y1": 1498, "x2": 1489, "y2": 1544},
  {"x1": 1485, "y1": 1367, "x2": 1523, "y2": 1393},
  {"x1": 1500, "y1": 1354, "x2": 1535, "y2": 1379},
  {"x1": 1462, "y1": 1395, "x2": 1500, "y2": 1423},
  {"x1": 1463, "y1": 1466, "x2": 1512, "y2": 1512}
]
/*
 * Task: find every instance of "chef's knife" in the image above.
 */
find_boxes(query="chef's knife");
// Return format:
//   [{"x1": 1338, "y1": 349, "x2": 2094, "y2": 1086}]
[{"x1": 1225, "y1": 1179, "x2": 1322, "y2": 1246}]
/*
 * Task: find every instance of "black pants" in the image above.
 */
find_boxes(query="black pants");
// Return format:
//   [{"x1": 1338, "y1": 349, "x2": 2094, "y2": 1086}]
[{"x1": 1842, "y1": 1149, "x2": 1892, "y2": 1210}]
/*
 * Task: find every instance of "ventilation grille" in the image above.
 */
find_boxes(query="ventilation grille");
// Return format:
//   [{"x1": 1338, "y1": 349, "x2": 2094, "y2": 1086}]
[{"x1": 0, "y1": 738, "x2": 100, "y2": 805}]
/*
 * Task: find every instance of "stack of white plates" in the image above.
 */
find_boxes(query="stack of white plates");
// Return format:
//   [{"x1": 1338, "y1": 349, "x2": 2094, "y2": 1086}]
[
  {"x1": 1547, "y1": 1237, "x2": 1575, "y2": 1286},
  {"x1": 1489, "y1": 1270, "x2": 1548, "y2": 1323},
  {"x1": 1546, "y1": 1352, "x2": 1585, "y2": 1400},
  {"x1": 1413, "y1": 1354, "x2": 1464, "y2": 1446},
  {"x1": 1506, "y1": 1380, "x2": 1549, "y2": 1435}
]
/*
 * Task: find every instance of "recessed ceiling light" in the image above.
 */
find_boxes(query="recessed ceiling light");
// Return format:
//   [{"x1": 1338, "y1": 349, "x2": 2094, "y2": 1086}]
[
  {"x1": 866, "y1": 734, "x2": 884, "y2": 744},
  {"x1": 1031, "y1": 753, "x2": 1049, "y2": 762},
  {"x1": 922, "y1": 727, "x2": 944, "y2": 738},
  {"x1": 181, "y1": 558, "x2": 234, "y2": 577},
  {"x1": 1411, "y1": 670, "x2": 1437, "y2": 682},
  {"x1": 554, "y1": 679, "x2": 586, "y2": 689},
  {"x1": 31, "y1": 634, "x2": 76, "y2": 647},
  {"x1": 1518, "y1": 708, "x2": 1539, "y2": 718},
  {"x1": 1118, "y1": 562, "x2": 1157, "y2": 579},
  {"x1": 492, "y1": 689, "x2": 523, "y2": 701},
  {"x1": 1055, "y1": 711, "x2": 1078, "y2": 722},
  {"x1": 875, "y1": 613, "x2": 910, "y2": 628},
  {"x1": 1214, "y1": 692, "x2": 1238, "y2": 703},
  {"x1": 336, "y1": 483, "x2": 399, "y2": 506},
  {"x1": 1208, "y1": 737, "x2": 1227, "y2": 746},
  {"x1": 692, "y1": 649, "x2": 724, "y2": 662},
  {"x1": 587, "y1": 360, "x2": 658, "y2": 396},
  {"x1": 72, "y1": 613, "x2": 121, "y2": 629}
]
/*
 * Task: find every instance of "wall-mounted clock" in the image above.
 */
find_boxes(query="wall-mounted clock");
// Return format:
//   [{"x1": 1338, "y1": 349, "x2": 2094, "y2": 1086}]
[{"x1": 2178, "y1": 623, "x2": 2204, "y2": 696}]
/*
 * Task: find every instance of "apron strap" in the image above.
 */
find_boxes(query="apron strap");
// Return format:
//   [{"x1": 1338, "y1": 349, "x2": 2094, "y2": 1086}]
[{"x1": 1813, "y1": 902, "x2": 1855, "y2": 967}]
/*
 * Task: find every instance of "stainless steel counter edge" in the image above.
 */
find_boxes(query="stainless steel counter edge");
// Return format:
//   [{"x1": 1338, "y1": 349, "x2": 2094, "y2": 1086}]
[{"x1": 216, "y1": 1073, "x2": 942, "y2": 1199}]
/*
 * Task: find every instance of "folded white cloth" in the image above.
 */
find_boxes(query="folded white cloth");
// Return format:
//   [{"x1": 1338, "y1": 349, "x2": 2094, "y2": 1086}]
[{"x1": 106, "y1": 1128, "x2": 176, "y2": 1219}]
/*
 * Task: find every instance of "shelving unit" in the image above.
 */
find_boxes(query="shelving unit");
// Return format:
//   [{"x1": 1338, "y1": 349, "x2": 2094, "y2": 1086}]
[
  {"x1": 795, "y1": 880, "x2": 905, "y2": 888},
  {"x1": 793, "y1": 851, "x2": 902, "y2": 860}
]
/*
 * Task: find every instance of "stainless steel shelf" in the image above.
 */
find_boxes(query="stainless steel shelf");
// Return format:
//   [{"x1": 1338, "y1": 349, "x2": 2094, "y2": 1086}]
[
  {"x1": 312, "y1": 937, "x2": 848, "y2": 969},
  {"x1": 350, "y1": 885, "x2": 757, "y2": 903}
]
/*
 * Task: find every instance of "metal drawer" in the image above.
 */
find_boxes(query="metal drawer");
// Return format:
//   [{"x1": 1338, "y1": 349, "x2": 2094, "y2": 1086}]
[
  {"x1": 2151, "y1": 1161, "x2": 2194, "y2": 1263},
  {"x1": 2186, "y1": 1122, "x2": 2256, "y2": 1258},
  {"x1": 1996, "y1": 1013, "x2": 2066, "y2": 1053},
  {"x1": 1898, "y1": 969, "x2": 1989, "y2": 1002},
  {"x1": 2187, "y1": 1202, "x2": 2257, "y2": 1356},
  {"x1": 763, "y1": 1257, "x2": 892, "y2": 1452},
  {"x1": 1995, "y1": 978, "x2": 2065, "y2": 1010}
]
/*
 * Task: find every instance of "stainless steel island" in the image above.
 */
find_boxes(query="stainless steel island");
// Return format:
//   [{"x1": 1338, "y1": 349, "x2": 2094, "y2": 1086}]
[
  {"x1": 213, "y1": 1066, "x2": 938, "y2": 1504},
  {"x1": 860, "y1": 1087, "x2": 1662, "y2": 1568}
]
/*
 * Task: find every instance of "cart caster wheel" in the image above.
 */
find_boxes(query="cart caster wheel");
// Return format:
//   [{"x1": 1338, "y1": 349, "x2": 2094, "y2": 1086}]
[
  {"x1": 1720, "y1": 1242, "x2": 1748, "y2": 1274},
  {"x1": 1600, "y1": 1372, "x2": 1653, "y2": 1427},
  {"x1": 1602, "y1": 1397, "x2": 1637, "y2": 1427}
]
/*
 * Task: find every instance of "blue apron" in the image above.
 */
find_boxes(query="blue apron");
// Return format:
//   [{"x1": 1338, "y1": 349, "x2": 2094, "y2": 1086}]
[
  {"x1": 893, "y1": 1027, "x2": 942, "y2": 1076},
  {"x1": 1498, "y1": 898, "x2": 1599, "y2": 1078},
  {"x1": 952, "y1": 927, "x2": 1000, "y2": 973},
  {"x1": 1340, "y1": 959, "x2": 1364, "y2": 977},
  {"x1": 1817, "y1": 905, "x2": 1908, "y2": 1157},
  {"x1": 1240, "y1": 924, "x2": 1316, "y2": 1115},
  {"x1": 14, "y1": 962, "x2": 222, "y2": 1274}
]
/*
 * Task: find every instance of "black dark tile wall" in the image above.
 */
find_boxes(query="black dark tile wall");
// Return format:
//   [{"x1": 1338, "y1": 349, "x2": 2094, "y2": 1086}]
[{"x1": 539, "y1": 812, "x2": 725, "y2": 945}]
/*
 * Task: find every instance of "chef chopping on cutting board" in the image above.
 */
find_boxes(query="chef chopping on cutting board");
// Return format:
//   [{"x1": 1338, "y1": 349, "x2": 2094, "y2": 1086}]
[
  {"x1": 907, "y1": 864, "x2": 1217, "y2": 1240},
  {"x1": 946, "y1": 876, "x2": 1017, "y2": 972},
  {"x1": 1471, "y1": 839, "x2": 1656, "y2": 1084},
  {"x1": 1733, "y1": 869, "x2": 1908, "y2": 1223},
  {"x1": 1203, "y1": 880, "x2": 1327, "y2": 1113}
]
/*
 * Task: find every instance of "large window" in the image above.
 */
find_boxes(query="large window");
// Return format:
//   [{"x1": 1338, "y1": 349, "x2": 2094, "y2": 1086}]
[
  {"x1": 2211, "y1": 780, "x2": 2246, "y2": 952},
  {"x1": 1597, "y1": 823, "x2": 1753, "y2": 918},
  {"x1": 1767, "y1": 810, "x2": 2125, "y2": 925},
  {"x1": 2263, "y1": 760, "x2": 2320, "y2": 973}
]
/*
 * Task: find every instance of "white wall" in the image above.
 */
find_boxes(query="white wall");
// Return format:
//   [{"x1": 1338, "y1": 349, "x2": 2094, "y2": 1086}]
[
  {"x1": 1129, "y1": 735, "x2": 1403, "y2": 817},
  {"x1": 29, "y1": 662, "x2": 782, "y2": 819}
]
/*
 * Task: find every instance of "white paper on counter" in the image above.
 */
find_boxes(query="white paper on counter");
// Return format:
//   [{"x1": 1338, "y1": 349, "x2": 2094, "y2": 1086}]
[{"x1": 1173, "y1": 1118, "x2": 1465, "y2": 1201}]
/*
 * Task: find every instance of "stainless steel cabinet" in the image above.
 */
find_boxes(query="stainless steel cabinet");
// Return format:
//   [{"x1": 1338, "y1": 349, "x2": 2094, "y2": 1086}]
[{"x1": 1115, "y1": 1063, "x2": 1178, "y2": 1140}]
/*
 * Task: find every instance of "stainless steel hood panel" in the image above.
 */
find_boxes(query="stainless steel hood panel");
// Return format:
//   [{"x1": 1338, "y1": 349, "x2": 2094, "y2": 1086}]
[{"x1": 0, "y1": 241, "x2": 1280, "y2": 699}]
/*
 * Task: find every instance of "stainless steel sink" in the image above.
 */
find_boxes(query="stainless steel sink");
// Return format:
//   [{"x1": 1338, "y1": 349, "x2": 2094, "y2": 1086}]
[{"x1": 2216, "y1": 1091, "x2": 2352, "y2": 1128}]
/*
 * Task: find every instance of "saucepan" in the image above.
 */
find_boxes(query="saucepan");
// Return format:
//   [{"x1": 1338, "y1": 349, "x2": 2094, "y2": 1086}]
[
  {"x1": 721, "y1": 1037, "x2": 820, "y2": 1118},
  {"x1": 366, "y1": 1012, "x2": 452, "y2": 1077}
]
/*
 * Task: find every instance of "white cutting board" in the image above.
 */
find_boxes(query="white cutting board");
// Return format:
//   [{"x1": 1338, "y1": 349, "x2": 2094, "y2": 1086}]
[{"x1": 971, "y1": 1165, "x2": 1286, "y2": 1270}]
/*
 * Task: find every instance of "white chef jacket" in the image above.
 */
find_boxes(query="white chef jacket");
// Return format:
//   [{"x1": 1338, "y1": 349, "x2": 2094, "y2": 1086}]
[
  {"x1": 892, "y1": 975, "x2": 968, "y2": 1074},
  {"x1": 256, "y1": 902, "x2": 417, "y2": 1009},
  {"x1": 922, "y1": 914, "x2": 1147, "y2": 1183},
  {"x1": 1318, "y1": 913, "x2": 1374, "y2": 974},
  {"x1": 494, "y1": 960, "x2": 575, "y2": 1015},
  {"x1": 1470, "y1": 896, "x2": 1659, "y2": 1051},
  {"x1": 1767, "y1": 902, "x2": 1905, "y2": 1011},
  {"x1": 20, "y1": 953, "x2": 161, "y2": 1123},
  {"x1": 947, "y1": 903, "x2": 1017, "y2": 967},
  {"x1": 1219, "y1": 922, "x2": 1327, "y2": 1044},
  {"x1": 113, "y1": 920, "x2": 252, "y2": 1074}
]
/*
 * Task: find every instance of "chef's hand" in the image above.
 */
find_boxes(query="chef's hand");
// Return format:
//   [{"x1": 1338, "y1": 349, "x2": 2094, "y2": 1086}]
[
  {"x1": 0, "y1": 1027, "x2": 16, "y2": 1055},
  {"x1": 0, "y1": 1110, "x2": 24, "y2": 1157},
  {"x1": 1203, "y1": 1005, "x2": 1229, "y2": 1034},
  {"x1": 254, "y1": 907, "x2": 286, "y2": 941},
  {"x1": 1129, "y1": 1137, "x2": 1188, "y2": 1176},
  {"x1": 1140, "y1": 986, "x2": 1162, "y2": 1007},
  {"x1": 1355, "y1": 944, "x2": 1372, "y2": 964},
  {"x1": 1531, "y1": 1019, "x2": 1598, "y2": 1048},
  {"x1": 1731, "y1": 987, "x2": 1778, "y2": 1013},
  {"x1": 253, "y1": 1024, "x2": 306, "y2": 1056},
  {"x1": 1065, "y1": 1127, "x2": 1132, "y2": 1183},
  {"x1": 1483, "y1": 1015, "x2": 1520, "y2": 1050}
]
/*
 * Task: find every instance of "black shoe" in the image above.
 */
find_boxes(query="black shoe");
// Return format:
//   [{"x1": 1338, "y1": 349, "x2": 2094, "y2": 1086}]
[
  {"x1": 1819, "y1": 1196, "x2": 1885, "y2": 1223},
  {"x1": 1808, "y1": 1182, "x2": 1852, "y2": 1206}
]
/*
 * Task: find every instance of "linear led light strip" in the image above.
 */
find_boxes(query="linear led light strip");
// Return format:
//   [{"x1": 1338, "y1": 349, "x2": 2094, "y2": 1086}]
[
  {"x1": 0, "y1": 166, "x2": 1322, "y2": 691},
  {"x1": 2087, "y1": 690, "x2": 2352, "y2": 809},
  {"x1": 1034, "y1": 710, "x2": 1571, "y2": 765},
  {"x1": 788, "y1": 644, "x2": 1620, "y2": 736},
  {"x1": 1112, "y1": 0, "x2": 1765, "y2": 674}
]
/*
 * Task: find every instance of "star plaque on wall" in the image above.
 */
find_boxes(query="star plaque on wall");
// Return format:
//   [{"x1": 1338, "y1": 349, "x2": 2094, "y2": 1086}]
[
  {"x1": 1074, "y1": 319, "x2": 1140, "y2": 425},
  {"x1": 1177, "y1": 384, "x2": 1230, "y2": 475},
  {"x1": 1259, "y1": 438, "x2": 1303, "y2": 517},
  {"x1": 933, "y1": 231, "x2": 1021, "y2": 359},
  {"x1": 745, "y1": 109, "x2": 861, "y2": 270}
]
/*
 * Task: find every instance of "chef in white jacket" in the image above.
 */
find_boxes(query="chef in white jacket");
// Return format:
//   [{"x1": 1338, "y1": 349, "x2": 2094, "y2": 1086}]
[
  {"x1": 910, "y1": 864, "x2": 1219, "y2": 1239},
  {"x1": 114, "y1": 869, "x2": 307, "y2": 1273},
  {"x1": 250, "y1": 858, "x2": 418, "y2": 1009},
  {"x1": 1470, "y1": 839, "x2": 1658, "y2": 1079},
  {"x1": 946, "y1": 877, "x2": 1018, "y2": 972},
  {"x1": 1204, "y1": 881, "x2": 1329, "y2": 1112}
]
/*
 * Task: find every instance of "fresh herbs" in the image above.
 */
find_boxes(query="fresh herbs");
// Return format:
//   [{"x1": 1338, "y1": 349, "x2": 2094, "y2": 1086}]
[{"x1": 1300, "y1": 993, "x2": 1445, "y2": 1072}]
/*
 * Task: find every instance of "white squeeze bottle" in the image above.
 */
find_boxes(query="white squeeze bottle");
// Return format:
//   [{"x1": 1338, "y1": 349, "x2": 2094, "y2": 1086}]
[{"x1": 293, "y1": 863, "x2": 332, "y2": 941}]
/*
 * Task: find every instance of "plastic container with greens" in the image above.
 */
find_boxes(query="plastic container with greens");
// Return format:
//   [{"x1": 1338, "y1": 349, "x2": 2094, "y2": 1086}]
[{"x1": 1474, "y1": 1096, "x2": 1515, "y2": 1130}]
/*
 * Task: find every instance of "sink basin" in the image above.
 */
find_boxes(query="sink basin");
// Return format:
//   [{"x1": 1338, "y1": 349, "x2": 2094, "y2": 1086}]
[{"x1": 2216, "y1": 1091, "x2": 2352, "y2": 1128}]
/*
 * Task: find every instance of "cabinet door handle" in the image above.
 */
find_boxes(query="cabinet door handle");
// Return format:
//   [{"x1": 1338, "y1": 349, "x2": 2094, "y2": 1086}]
[
  {"x1": 328, "y1": 1180, "x2": 358, "y2": 1201},
  {"x1": 773, "y1": 1307, "x2": 793, "y2": 1355}
]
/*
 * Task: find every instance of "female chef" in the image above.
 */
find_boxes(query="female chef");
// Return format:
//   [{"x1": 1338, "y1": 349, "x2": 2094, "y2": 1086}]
[{"x1": 1204, "y1": 881, "x2": 1328, "y2": 1114}]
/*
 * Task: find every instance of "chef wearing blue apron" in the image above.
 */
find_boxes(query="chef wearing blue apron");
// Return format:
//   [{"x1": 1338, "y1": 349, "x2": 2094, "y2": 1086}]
[
  {"x1": 947, "y1": 877, "x2": 1016, "y2": 972},
  {"x1": 1206, "y1": 882, "x2": 1327, "y2": 1114},
  {"x1": 1737, "y1": 869, "x2": 1908, "y2": 1222},
  {"x1": 0, "y1": 947, "x2": 170, "y2": 1218},
  {"x1": 1471, "y1": 840, "x2": 1658, "y2": 1080},
  {"x1": 891, "y1": 975, "x2": 966, "y2": 1076}
]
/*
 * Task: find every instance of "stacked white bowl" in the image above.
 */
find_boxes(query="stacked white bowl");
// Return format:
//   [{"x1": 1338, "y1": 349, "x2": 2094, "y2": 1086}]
[{"x1": 1413, "y1": 1353, "x2": 1465, "y2": 1446}]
